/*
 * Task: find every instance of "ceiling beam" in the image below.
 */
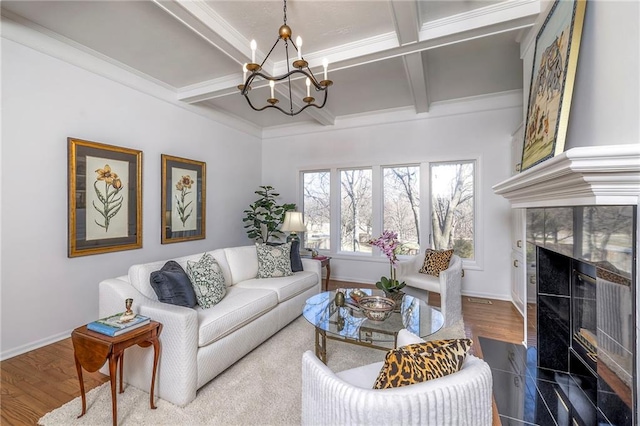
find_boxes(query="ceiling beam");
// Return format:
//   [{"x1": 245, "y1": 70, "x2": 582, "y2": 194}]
[
  {"x1": 389, "y1": 0, "x2": 420, "y2": 45},
  {"x1": 402, "y1": 52, "x2": 429, "y2": 114}
]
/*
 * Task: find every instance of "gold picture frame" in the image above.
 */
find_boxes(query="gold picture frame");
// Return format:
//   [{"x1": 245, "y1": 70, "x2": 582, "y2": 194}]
[
  {"x1": 68, "y1": 137, "x2": 142, "y2": 257},
  {"x1": 161, "y1": 154, "x2": 206, "y2": 244},
  {"x1": 520, "y1": 0, "x2": 586, "y2": 172}
]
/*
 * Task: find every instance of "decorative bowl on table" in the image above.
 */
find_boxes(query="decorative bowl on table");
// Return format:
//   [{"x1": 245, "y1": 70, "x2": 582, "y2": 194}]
[{"x1": 358, "y1": 296, "x2": 395, "y2": 321}]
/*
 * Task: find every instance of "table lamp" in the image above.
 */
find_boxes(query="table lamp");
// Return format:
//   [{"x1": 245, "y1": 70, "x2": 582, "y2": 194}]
[{"x1": 280, "y1": 211, "x2": 307, "y2": 243}]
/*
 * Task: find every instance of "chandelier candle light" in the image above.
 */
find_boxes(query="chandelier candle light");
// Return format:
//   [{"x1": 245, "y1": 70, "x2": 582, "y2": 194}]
[{"x1": 238, "y1": 0, "x2": 333, "y2": 116}]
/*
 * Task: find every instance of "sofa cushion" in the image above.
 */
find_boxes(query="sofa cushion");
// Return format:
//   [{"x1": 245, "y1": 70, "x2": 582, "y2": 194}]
[
  {"x1": 373, "y1": 339, "x2": 473, "y2": 389},
  {"x1": 419, "y1": 249, "x2": 454, "y2": 277},
  {"x1": 186, "y1": 253, "x2": 227, "y2": 309},
  {"x1": 337, "y1": 361, "x2": 385, "y2": 389},
  {"x1": 223, "y1": 246, "x2": 259, "y2": 285},
  {"x1": 256, "y1": 243, "x2": 293, "y2": 278},
  {"x1": 235, "y1": 271, "x2": 317, "y2": 303},
  {"x1": 402, "y1": 272, "x2": 441, "y2": 293},
  {"x1": 150, "y1": 261, "x2": 198, "y2": 308},
  {"x1": 196, "y1": 286, "x2": 278, "y2": 347}
]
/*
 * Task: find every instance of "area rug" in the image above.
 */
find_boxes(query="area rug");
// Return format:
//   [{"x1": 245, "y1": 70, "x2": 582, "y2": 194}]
[{"x1": 39, "y1": 317, "x2": 465, "y2": 426}]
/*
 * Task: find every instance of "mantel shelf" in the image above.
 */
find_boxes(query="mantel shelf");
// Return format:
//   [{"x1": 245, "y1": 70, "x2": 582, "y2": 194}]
[{"x1": 493, "y1": 145, "x2": 640, "y2": 208}]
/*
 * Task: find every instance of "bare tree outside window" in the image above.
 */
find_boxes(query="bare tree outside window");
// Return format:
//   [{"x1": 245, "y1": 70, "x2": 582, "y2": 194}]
[
  {"x1": 383, "y1": 166, "x2": 420, "y2": 255},
  {"x1": 430, "y1": 162, "x2": 475, "y2": 259},
  {"x1": 302, "y1": 171, "x2": 331, "y2": 250},
  {"x1": 340, "y1": 169, "x2": 372, "y2": 253}
]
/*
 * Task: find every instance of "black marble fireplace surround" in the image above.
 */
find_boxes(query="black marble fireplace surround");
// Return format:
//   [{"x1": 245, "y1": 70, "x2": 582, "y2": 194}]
[
  {"x1": 529, "y1": 206, "x2": 636, "y2": 425},
  {"x1": 491, "y1": 145, "x2": 640, "y2": 425}
]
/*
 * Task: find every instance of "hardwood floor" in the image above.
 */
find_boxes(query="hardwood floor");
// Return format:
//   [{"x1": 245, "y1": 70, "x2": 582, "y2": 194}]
[{"x1": 1, "y1": 280, "x2": 526, "y2": 425}]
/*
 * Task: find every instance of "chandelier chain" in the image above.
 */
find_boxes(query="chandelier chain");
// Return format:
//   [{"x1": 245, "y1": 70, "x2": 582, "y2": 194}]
[{"x1": 283, "y1": 0, "x2": 287, "y2": 25}]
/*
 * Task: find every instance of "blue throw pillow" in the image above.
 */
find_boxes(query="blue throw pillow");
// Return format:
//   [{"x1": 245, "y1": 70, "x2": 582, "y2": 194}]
[
  {"x1": 290, "y1": 240, "x2": 303, "y2": 272},
  {"x1": 150, "y1": 261, "x2": 198, "y2": 308}
]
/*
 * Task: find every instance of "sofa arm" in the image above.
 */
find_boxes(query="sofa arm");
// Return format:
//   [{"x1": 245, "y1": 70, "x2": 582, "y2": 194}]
[
  {"x1": 99, "y1": 278, "x2": 199, "y2": 406},
  {"x1": 438, "y1": 255, "x2": 463, "y2": 327}
]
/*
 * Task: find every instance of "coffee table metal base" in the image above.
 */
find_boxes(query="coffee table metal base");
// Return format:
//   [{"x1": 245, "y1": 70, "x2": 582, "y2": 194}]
[{"x1": 314, "y1": 327, "x2": 398, "y2": 364}]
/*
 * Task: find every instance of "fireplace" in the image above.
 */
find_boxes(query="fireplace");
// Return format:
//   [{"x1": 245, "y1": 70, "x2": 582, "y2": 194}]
[{"x1": 493, "y1": 145, "x2": 639, "y2": 425}]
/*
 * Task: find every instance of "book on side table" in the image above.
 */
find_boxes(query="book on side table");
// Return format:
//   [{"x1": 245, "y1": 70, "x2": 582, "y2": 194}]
[{"x1": 87, "y1": 312, "x2": 151, "y2": 337}]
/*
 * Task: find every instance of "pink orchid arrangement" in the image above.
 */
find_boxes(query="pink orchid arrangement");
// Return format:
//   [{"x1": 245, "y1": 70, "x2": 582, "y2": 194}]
[{"x1": 369, "y1": 231, "x2": 406, "y2": 293}]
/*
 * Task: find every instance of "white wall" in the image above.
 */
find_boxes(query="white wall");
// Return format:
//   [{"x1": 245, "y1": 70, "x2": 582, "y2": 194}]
[
  {"x1": 566, "y1": 0, "x2": 639, "y2": 148},
  {"x1": 262, "y1": 95, "x2": 522, "y2": 300},
  {"x1": 0, "y1": 35, "x2": 262, "y2": 359}
]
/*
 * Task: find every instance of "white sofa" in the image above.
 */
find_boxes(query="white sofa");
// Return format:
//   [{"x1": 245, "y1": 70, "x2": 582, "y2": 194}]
[
  {"x1": 98, "y1": 245, "x2": 321, "y2": 406},
  {"x1": 396, "y1": 254, "x2": 463, "y2": 327},
  {"x1": 302, "y1": 329, "x2": 493, "y2": 425}
]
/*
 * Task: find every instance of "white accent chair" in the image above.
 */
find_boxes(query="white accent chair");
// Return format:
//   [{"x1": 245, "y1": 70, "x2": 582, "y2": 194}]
[
  {"x1": 301, "y1": 329, "x2": 493, "y2": 426},
  {"x1": 396, "y1": 253, "x2": 463, "y2": 327}
]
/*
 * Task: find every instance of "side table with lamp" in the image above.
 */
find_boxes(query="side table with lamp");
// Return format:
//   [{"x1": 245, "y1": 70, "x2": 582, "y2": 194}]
[{"x1": 281, "y1": 211, "x2": 332, "y2": 290}]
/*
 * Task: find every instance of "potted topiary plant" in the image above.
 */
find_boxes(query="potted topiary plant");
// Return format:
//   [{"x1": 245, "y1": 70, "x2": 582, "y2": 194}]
[{"x1": 242, "y1": 185, "x2": 296, "y2": 243}]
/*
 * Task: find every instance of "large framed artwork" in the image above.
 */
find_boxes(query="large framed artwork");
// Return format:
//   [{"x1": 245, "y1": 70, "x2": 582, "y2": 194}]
[
  {"x1": 161, "y1": 154, "x2": 206, "y2": 244},
  {"x1": 68, "y1": 138, "x2": 142, "y2": 257},
  {"x1": 520, "y1": 0, "x2": 586, "y2": 172}
]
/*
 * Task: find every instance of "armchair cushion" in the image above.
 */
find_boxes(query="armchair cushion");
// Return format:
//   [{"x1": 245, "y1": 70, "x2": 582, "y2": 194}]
[
  {"x1": 373, "y1": 339, "x2": 473, "y2": 389},
  {"x1": 150, "y1": 261, "x2": 198, "y2": 308},
  {"x1": 419, "y1": 249, "x2": 454, "y2": 277},
  {"x1": 186, "y1": 253, "x2": 227, "y2": 309}
]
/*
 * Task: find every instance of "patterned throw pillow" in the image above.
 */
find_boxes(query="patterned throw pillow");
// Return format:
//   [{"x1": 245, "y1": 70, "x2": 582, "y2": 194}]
[
  {"x1": 373, "y1": 339, "x2": 473, "y2": 389},
  {"x1": 186, "y1": 253, "x2": 226, "y2": 309},
  {"x1": 256, "y1": 242, "x2": 293, "y2": 278},
  {"x1": 419, "y1": 249, "x2": 454, "y2": 277}
]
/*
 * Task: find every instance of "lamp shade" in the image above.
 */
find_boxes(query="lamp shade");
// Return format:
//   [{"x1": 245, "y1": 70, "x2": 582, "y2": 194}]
[{"x1": 281, "y1": 211, "x2": 307, "y2": 233}]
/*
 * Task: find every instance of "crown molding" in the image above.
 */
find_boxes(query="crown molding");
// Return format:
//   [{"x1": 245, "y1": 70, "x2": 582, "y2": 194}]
[
  {"x1": 493, "y1": 145, "x2": 640, "y2": 208},
  {"x1": 420, "y1": 0, "x2": 540, "y2": 40}
]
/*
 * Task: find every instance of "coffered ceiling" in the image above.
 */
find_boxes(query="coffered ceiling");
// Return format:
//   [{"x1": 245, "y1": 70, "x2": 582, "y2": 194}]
[{"x1": 1, "y1": 0, "x2": 540, "y2": 132}]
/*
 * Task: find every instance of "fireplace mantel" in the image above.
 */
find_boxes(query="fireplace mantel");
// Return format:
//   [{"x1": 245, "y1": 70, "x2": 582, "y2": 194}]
[{"x1": 493, "y1": 145, "x2": 640, "y2": 208}]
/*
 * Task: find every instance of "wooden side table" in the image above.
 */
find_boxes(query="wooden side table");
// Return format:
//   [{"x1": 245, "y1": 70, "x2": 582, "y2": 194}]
[
  {"x1": 314, "y1": 256, "x2": 331, "y2": 291},
  {"x1": 71, "y1": 321, "x2": 162, "y2": 426}
]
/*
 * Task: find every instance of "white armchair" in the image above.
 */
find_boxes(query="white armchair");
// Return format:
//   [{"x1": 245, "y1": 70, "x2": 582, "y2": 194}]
[
  {"x1": 301, "y1": 329, "x2": 493, "y2": 426},
  {"x1": 396, "y1": 254, "x2": 463, "y2": 327}
]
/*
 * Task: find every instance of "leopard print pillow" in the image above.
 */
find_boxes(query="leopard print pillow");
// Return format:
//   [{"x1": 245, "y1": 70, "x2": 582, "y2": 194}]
[
  {"x1": 373, "y1": 339, "x2": 472, "y2": 389},
  {"x1": 419, "y1": 249, "x2": 454, "y2": 277}
]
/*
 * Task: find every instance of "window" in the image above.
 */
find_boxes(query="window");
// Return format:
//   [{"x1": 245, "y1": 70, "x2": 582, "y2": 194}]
[
  {"x1": 302, "y1": 171, "x2": 331, "y2": 250},
  {"x1": 430, "y1": 161, "x2": 475, "y2": 259},
  {"x1": 383, "y1": 166, "x2": 420, "y2": 255},
  {"x1": 340, "y1": 169, "x2": 372, "y2": 253}
]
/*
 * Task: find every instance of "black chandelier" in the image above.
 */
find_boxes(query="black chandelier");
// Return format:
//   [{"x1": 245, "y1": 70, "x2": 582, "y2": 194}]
[{"x1": 238, "y1": 0, "x2": 332, "y2": 116}]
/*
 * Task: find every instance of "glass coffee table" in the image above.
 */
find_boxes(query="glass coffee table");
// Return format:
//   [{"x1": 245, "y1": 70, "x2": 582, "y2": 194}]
[{"x1": 302, "y1": 289, "x2": 444, "y2": 364}]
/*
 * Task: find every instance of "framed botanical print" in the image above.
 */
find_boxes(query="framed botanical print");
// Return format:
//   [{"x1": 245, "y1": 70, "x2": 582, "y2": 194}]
[
  {"x1": 68, "y1": 137, "x2": 142, "y2": 257},
  {"x1": 161, "y1": 154, "x2": 206, "y2": 244},
  {"x1": 520, "y1": 0, "x2": 586, "y2": 171}
]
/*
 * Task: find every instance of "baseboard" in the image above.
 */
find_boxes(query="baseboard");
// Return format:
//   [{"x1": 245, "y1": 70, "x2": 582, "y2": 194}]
[{"x1": 1, "y1": 329, "x2": 72, "y2": 361}]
